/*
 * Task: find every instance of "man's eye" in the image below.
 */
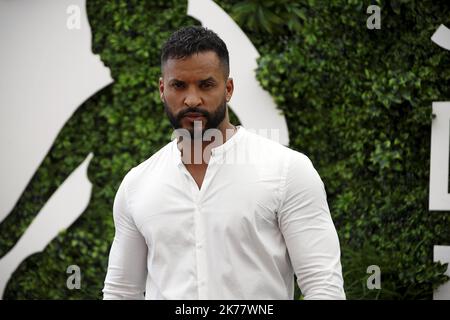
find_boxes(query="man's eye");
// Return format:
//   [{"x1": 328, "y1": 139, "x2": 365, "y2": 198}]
[
  {"x1": 172, "y1": 82, "x2": 185, "y2": 89},
  {"x1": 201, "y1": 82, "x2": 215, "y2": 89}
]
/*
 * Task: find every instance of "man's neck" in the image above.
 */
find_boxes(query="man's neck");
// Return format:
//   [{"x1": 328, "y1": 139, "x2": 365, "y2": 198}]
[{"x1": 178, "y1": 122, "x2": 237, "y2": 166}]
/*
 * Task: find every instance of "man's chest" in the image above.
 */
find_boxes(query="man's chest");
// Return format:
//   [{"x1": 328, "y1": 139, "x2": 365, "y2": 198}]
[
  {"x1": 129, "y1": 164, "x2": 283, "y2": 244},
  {"x1": 184, "y1": 163, "x2": 208, "y2": 190}
]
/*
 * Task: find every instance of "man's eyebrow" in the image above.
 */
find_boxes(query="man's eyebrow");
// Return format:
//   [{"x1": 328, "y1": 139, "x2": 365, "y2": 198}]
[
  {"x1": 168, "y1": 78, "x2": 185, "y2": 83},
  {"x1": 198, "y1": 77, "x2": 216, "y2": 84}
]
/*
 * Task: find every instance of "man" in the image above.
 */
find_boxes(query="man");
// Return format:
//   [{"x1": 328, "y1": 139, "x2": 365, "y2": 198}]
[{"x1": 103, "y1": 26, "x2": 345, "y2": 300}]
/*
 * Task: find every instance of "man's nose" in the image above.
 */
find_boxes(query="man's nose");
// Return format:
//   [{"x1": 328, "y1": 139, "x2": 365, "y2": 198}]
[{"x1": 184, "y1": 89, "x2": 202, "y2": 107}]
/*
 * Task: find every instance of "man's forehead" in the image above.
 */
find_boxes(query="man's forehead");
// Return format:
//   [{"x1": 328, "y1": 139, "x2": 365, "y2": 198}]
[{"x1": 162, "y1": 51, "x2": 224, "y2": 77}]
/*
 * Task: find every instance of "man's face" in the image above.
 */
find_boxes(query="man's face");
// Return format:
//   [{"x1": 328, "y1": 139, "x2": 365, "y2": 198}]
[{"x1": 159, "y1": 51, "x2": 234, "y2": 138}]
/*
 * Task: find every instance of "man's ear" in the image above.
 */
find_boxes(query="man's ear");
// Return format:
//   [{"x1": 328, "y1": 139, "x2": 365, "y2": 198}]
[
  {"x1": 226, "y1": 77, "x2": 234, "y2": 102},
  {"x1": 159, "y1": 77, "x2": 165, "y2": 101}
]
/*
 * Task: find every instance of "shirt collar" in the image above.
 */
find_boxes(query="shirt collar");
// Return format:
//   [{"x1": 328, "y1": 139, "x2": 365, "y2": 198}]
[{"x1": 172, "y1": 125, "x2": 245, "y2": 166}]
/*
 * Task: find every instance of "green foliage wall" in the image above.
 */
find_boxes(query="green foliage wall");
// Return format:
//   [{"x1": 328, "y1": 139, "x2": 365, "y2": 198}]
[{"x1": 1, "y1": 0, "x2": 449, "y2": 299}]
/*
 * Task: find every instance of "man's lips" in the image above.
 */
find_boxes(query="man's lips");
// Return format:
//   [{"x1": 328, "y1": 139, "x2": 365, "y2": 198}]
[{"x1": 183, "y1": 112, "x2": 205, "y2": 120}]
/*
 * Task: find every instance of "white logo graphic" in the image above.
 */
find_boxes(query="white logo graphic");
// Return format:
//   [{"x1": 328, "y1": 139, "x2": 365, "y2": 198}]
[
  {"x1": 0, "y1": 0, "x2": 288, "y2": 299},
  {"x1": 0, "y1": 0, "x2": 111, "y2": 299},
  {"x1": 430, "y1": 24, "x2": 450, "y2": 300}
]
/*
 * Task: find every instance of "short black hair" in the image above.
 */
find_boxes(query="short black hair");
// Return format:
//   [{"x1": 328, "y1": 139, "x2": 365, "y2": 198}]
[{"x1": 161, "y1": 26, "x2": 230, "y2": 77}]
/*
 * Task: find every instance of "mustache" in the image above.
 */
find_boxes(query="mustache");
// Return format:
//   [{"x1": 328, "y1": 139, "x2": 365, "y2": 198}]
[{"x1": 177, "y1": 107, "x2": 210, "y2": 119}]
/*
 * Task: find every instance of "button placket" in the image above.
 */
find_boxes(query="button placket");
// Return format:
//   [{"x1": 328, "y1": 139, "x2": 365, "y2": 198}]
[
  {"x1": 193, "y1": 195, "x2": 208, "y2": 298},
  {"x1": 178, "y1": 151, "x2": 220, "y2": 299}
]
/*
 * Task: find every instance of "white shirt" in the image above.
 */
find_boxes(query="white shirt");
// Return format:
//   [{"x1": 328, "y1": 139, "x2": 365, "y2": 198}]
[{"x1": 103, "y1": 126, "x2": 345, "y2": 300}]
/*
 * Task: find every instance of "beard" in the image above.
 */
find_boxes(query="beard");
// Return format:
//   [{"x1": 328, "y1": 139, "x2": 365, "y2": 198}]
[{"x1": 164, "y1": 97, "x2": 227, "y2": 139}]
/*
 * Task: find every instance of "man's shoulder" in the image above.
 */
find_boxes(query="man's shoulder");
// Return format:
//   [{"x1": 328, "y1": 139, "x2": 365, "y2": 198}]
[
  {"x1": 122, "y1": 139, "x2": 175, "y2": 183},
  {"x1": 240, "y1": 128, "x2": 314, "y2": 174}
]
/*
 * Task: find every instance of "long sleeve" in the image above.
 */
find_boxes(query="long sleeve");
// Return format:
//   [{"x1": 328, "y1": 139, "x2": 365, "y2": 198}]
[
  {"x1": 277, "y1": 151, "x2": 346, "y2": 300},
  {"x1": 103, "y1": 169, "x2": 148, "y2": 299}
]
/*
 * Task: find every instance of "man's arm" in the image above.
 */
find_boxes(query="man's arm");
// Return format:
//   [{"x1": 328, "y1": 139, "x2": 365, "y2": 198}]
[
  {"x1": 277, "y1": 151, "x2": 346, "y2": 300},
  {"x1": 103, "y1": 169, "x2": 148, "y2": 300}
]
